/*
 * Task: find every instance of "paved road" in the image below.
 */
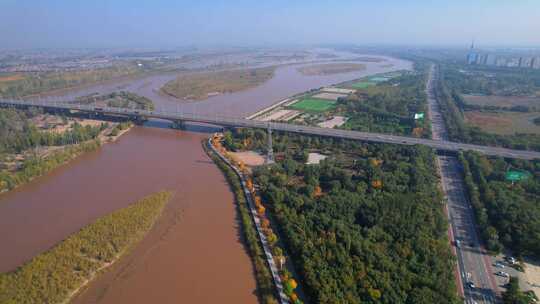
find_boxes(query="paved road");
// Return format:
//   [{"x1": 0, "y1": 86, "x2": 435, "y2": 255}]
[
  {"x1": 427, "y1": 65, "x2": 499, "y2": 304},
  {"x1": 2, "y1": 98, "x2": 540, "y2": 160}
]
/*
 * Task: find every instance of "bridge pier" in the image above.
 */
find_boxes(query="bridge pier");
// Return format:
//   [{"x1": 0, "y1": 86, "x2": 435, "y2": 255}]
[
  {"x1": 171, "y1": 120, "x2": 186, "y2": 130},
  {"x1": 131, "y1": 115, "x2": 147, "y2": 125}
]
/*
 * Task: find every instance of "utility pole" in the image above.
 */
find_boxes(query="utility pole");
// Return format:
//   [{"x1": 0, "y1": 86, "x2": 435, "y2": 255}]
[{"x1": 266, "y1": 123, "x2": 274, "y2": 165}]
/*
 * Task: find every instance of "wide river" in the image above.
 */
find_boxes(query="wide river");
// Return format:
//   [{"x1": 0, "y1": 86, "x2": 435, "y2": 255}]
[{"x1": 0, "y1": 54, "x2": 411, "y2": 303}]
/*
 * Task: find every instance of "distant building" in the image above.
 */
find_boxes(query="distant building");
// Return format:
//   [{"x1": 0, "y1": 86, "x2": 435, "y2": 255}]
[
  {"x1": 486, "y1": 54, "x2": 497, "y2": 66},
  {"x1": 518, "y1": 57, "x2": 532, "y2": 68},
  {"x1": 507, "y1": 58, "x2": 520, "y2": 67},
  {"x1": 496, "y1": 57, "x2": 507, "y2": 67},
  {"x1": 533, "y1": 57, "x2": 540, "y2": 69},
  {"x1": 466, "y1": 40, "x2": 477, "y2": 65},
  {"x1": 476, "y1": 54, "x2": 485, "y2": 65},
  {"x1": 467, "y1": 52, "x2": 478, "y2": 65}
]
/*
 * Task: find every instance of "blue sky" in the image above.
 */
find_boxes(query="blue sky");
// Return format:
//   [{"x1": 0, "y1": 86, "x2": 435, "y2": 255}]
[{"x1": 1, "y1": 0, "x2": 539, "y2": 49}]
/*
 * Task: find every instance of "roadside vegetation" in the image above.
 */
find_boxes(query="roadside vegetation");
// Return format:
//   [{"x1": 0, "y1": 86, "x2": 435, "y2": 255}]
[
  {"x1": 0, "y1": 64, "x2": 143, "y2": 98},
  {"x1": 161, "y1": 66, "x2": 275, "y2": 100},
  {"x1": 74, "y1": 91, "x2": 155, "y2": 111},
  {"x1": 223, "y1": 128, "x2": 459, "y2": 303},
  {"x1": 0, "y1": 190, "x2": 172, "y2": 304},
  {"x1": 459, "y1": 151, "x2": 540, "y2": 259},
  {"x1": 203, "y1": 141, "x2": 279, "y2": 304},
  {"x1": 436, "y1": 63, "x2": 540, "y2": 151},
  {"x1": 503, "y1": 276, "x2": 538, "y2": 304}
]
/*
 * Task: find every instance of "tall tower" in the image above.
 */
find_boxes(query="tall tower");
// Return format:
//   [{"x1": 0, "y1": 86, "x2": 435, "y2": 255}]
[
  {"x1": 266, "y1": 124, "x2": 274, "y2": 164},
  {"x1": 467, "y1": 39, "x2": 477, "y2": 65}
]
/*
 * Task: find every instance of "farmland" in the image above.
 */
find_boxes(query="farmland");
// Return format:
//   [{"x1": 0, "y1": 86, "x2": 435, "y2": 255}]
[
  {"x1": 288, "y1": 98, "x2": 336, "y2": 112},
  {"x1": 464, "y1": 111, "x2": 540, "y2": 135}
]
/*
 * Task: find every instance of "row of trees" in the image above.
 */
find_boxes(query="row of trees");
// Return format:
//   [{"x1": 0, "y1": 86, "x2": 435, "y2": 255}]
[
  {"x1": 224, "y1": 128, "x2": 459, "y2": 303},
  {"x1": 75, "y1": 91, "x2": 155, "y2": 111},
  {"x1": 214, "y1": 133, "x2": 306, "y2": 303},
  {"x1": 460, "y1": 151, "x2": 540, "y2": 258},
  {"x1": 441, "y1": 63, "x2": 540, "y2": 96},
  {"x1": 204, "y1": 140, "x2": 280, "y2": 304},
  {"x1": 337, "y1": 68, "x2": 431, "y2": 138},
  {"x1": 0, "y1": 140, "x2": 100, "y2": 192},
  {"x1": 0, "y1": 191, "x2": 171, "y2": 304},
  {"x1": 0, "y1": 108, "x2": 107, "y2": 154}
]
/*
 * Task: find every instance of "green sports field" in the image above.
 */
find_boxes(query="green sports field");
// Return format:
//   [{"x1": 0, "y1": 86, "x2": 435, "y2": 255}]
[
  {"x1": 351, "y1": 81, "x2": 376, "y2": 89},
  {"x1": 289, "y1": 98, "x2": 336, "y2": 112}
]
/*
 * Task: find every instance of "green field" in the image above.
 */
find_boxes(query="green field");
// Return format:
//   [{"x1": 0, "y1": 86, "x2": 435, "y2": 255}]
[
  {"x1": 369, "y1": 77, "x2": 390, "y2": 82},
  {"x1": 289, "y1": 98, "x2": 336, "y2": 112},
  {"x1": 351, "y1": 81, "x2": 376, "y2": 89}
]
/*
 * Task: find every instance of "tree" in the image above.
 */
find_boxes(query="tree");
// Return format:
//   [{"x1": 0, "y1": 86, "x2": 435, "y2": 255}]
[{"x1": 502, "y1": 277, "x2": 529, "y2": 304}]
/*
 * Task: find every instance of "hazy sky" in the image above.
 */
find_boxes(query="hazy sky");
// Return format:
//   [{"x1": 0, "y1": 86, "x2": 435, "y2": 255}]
[{"x1": 1, "y1": 0, "x2": 539, "y2": 49}]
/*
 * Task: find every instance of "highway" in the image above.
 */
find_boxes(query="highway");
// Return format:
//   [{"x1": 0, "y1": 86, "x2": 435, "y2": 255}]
[
  {"x1": 1, "y1": 98, "x2": 540, "y2": 161},
  {"x1": 427, "y1": 65, "x2": 499, "y2": 304}
]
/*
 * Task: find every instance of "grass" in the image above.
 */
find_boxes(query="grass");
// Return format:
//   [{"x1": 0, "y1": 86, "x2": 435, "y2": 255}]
[
  {"x1": 297, "y1": 63, "x2": 365, "y2": 76},
  {"x1": 0, "y1": 191, "x2": 172, "y2": 304},
  {"x1": 368, "y1": 77, "x2": 390, "y2": 82},
  {"x1": 161, "y1": 66, "x2": 276, "y2": 100},
  {"x1": 288, "y1": 98, "x2": 336, "y2": 112},
  {"x1": 350, "y1": 81, "x2": 376, "y2": 89},
  {"x1": 464, "y1": 110, "x2": 540, "y2": 135}
]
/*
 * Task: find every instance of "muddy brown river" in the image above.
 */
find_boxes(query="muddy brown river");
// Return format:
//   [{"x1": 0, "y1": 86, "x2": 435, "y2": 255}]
[{"x1": 0, "y1": 53, "x2": 411, "y2": 303}]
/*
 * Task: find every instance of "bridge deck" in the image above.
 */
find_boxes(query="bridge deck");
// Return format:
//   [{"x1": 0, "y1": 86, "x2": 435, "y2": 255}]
[{"x1": 1, "y1": 99, "x2": 539, "y2": 160}]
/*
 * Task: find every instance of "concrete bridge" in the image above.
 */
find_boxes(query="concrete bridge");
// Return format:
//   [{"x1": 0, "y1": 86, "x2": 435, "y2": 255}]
[{"x1": 1, "y1": 98, "x2": 540, "y2": 160}]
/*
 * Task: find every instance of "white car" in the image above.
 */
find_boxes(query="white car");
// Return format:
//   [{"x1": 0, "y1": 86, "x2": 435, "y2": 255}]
[
  {"x1": 494, "y1": 261, "x2": 505, "y2": 268},
  {"x1": 496, "y1": 271, "x2": 510, "y2": 278}
]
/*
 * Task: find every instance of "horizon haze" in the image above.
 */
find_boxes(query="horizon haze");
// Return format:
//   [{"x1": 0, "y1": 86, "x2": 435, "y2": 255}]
[{"x1": 1, "y1": 0, "x2": 540, "y2": 49}]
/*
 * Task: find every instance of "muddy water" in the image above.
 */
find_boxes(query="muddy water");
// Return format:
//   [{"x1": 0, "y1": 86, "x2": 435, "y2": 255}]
[
  {"x1": 1, "y1": 53, "x2": 411, "y2": 303},
  {"x1": 34, "y1": 55, "x2": 411, "y2": 117},
  {"x1": 0, "y1": 127, "x2": 257, "y2": 303}
]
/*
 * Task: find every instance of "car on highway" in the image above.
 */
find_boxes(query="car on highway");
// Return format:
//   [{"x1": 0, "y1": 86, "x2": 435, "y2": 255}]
[{"x1": 495, "y1": 271, "x2": 509, "y2": 278}]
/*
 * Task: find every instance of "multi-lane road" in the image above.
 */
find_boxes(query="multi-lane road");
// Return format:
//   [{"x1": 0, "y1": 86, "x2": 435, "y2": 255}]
[
  {"x1": 427, "y1": 65, "x2": 499, "y2": 304},
  {"x1": 1, "y1": 98, "x2": 540, "y2": 160}
]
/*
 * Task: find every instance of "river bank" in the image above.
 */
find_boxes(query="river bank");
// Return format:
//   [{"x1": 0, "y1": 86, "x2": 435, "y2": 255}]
[
  {"x1": 0, "y1": 191, "x2": 171, "y2": 304},
  {"x1": 205, "y1": 137, "x2": 282, "y2": 304},
  {"x1": 0, "y1": 116, "x2": 133, "y2": 196},
  {"x1": 0, "y1": 52, "x2": 413, "y2": 303}
]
